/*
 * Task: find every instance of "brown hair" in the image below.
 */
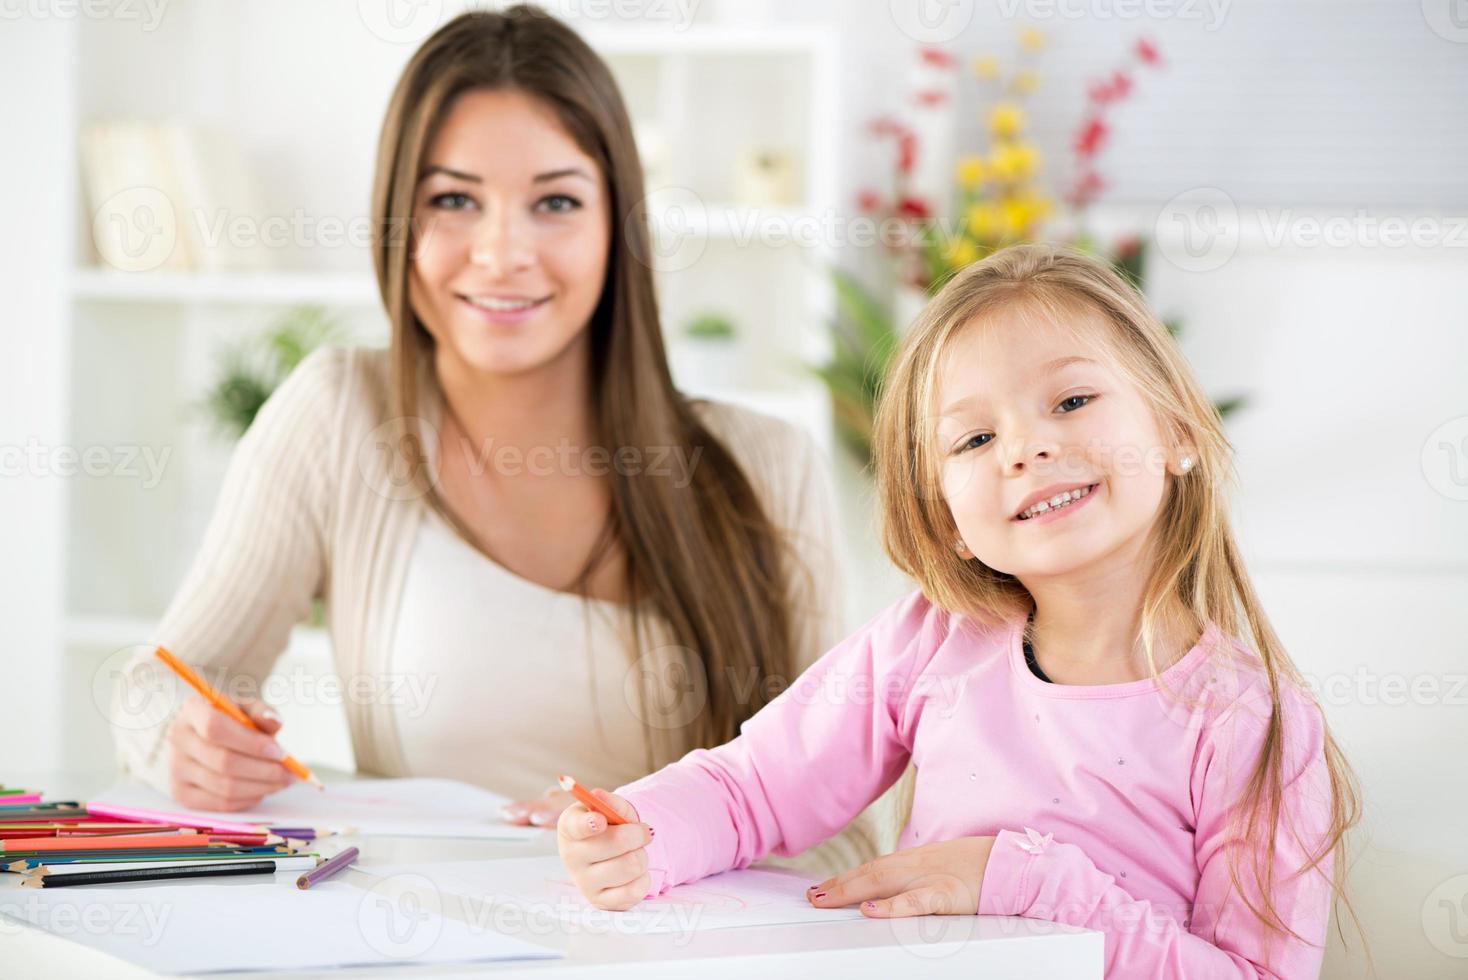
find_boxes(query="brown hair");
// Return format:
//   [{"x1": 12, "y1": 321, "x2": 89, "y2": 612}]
[
  {"x1": 368, "y1": 6, "x2": 798, "y2": 764},
  {"x1": 872, "y1": 243, "x2": 1361, "y2": 952}
]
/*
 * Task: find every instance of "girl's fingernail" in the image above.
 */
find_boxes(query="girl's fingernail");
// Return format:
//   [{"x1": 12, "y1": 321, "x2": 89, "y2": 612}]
[
  {"x1": 862, "y1": 901, "x2": 876, "y2": 911},
  {"x1": 587, "y1": 815, "x2": 599, "y2": 831},
  {"x1": 813, "y1": 891, "x2": 827, "y2": 901},
  {"x1": 648, "y1": 826, "x2": 655, "y2": 839}
]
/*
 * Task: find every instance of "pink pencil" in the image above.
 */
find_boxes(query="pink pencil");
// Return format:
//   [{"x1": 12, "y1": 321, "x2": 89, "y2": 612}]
[
  {"x1": 85, "y1": 802, "x2": 266, "y2": 836},
  {"x1": 0, "y1": 793, "x2": 41, "y2": 804}
]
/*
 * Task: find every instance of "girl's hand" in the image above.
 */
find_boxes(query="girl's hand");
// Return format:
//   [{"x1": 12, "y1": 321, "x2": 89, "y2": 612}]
[
  {"x1": 556, "y1": 788, "x2": 653, "y2": 911},
  {"x1": 500, "y1": 787, "x2": 575, "y2": 827},
  {"x1": 807, "y1": 836, "x2": 996, "y2": 918},
  {"x1": 166, "y1": 694, "x2": 295, "y2": 811}
]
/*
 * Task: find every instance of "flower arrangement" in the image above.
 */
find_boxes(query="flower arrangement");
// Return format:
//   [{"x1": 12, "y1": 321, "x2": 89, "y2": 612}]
[{"x1": 816, "y1": 32, "x2": 1236, "y2": 466}]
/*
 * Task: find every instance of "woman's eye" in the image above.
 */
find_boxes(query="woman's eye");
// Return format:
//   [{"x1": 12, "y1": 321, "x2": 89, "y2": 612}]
[
  {"x1": 428, "y1": 192, "x2": 474, "y2": 211},
  {"x1": 537, "y1": 193, "x2": 582, "y2": 213},
  {"x1": 1057, "y1": 394, "x2": 1094, "y2": 413}
]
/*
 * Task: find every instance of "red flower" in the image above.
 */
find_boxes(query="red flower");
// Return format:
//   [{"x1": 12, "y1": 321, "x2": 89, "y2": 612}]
[
  {"x1": 1073, "y1": 117, "x2": 1108, "y2": 157},
  {"x1": 913, "y1": 88, "x2": 949, "y2": 107},
  {"x1": 1110, "y1": 70, "x2": 1132, "y2": 99},
  {"x1": 1136, "y1": 37, "x2": 1160, "y2": 65},
  {"x1": 1114, "y1": 233, "x2": 1141, "y2": 257},
  {"x1": 855, "y1": 189, "x2": 882, "y2": 212},
  {"x1": 895, "y1": 195, "x2": 930, "y2": 220},
  {"x1": 896, "y1": 132, "x2": 917, "y2": 174},
  {"x1": 919, "y1": 48, "x2": 958, "y2": 69}
]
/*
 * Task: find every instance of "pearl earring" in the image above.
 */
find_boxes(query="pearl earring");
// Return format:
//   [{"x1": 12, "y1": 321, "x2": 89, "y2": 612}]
[
  {"x1": 954, "y1": 539, "x2": 968, "y2": 555},
  {"x1": 1180, "y1": 456, "x2": 1193, "y2": 472}
]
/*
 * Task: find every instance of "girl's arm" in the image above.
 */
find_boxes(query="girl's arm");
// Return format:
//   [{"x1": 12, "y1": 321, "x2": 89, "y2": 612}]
[
  {"x1": 109, "y1": 348, "x2": 345, "y2": 793},
  {"x1": 978, "y1": 684, "x2": 1336, "y2": 979},
  {"x1": 615, "y1": 590, "x2": 947, "y2": 898}
]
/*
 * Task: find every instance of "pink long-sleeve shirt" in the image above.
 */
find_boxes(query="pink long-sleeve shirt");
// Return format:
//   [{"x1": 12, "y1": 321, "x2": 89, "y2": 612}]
[{"x1": 615, "y1": 591, "x2": 1336, "y2": 979}]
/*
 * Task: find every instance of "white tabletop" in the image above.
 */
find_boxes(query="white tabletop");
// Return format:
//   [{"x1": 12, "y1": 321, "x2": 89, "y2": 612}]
[{"x1": 1, "y1": 772, "x2": 1103, "y2": 978}]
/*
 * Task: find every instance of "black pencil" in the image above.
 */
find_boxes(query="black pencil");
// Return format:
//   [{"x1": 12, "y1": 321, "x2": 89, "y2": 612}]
[{"x1": 21, "y1": 860, "x2": 279, "y2": 888}]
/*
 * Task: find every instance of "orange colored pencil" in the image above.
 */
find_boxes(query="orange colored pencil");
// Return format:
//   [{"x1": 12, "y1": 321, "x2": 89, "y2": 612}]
[
  {"x1": 557, "y1": 774, "x2": 627, "y2": 826},
  {"x1": 153, "y1": 646, "x2": 323, "y2": 790},
  {"x1": 1, "y1": 833, "x2": 207, "y2": 851}
]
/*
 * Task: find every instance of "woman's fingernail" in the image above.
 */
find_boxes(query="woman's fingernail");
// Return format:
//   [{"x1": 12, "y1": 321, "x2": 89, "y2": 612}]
[
  {"x1": 647, "y1": 826, "x2": 655, "y2": 839},
  {"x1": 587, "y1": 815, "x2": 599, "y2": 831},
  {"x1": 813, "y1": 891, "x2": 826, "y2": 901},
  {"x1": 862, "y1": 901, "x2": 876, "y2": 911},
  {"x1": 265, "y1": 742, "x2": 285, "y2": 760}
]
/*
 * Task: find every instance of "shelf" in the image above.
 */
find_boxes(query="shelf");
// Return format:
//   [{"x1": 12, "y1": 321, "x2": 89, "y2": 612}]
[{"x1": 70, "y1": 268, "x2": 381, "y2": 307}]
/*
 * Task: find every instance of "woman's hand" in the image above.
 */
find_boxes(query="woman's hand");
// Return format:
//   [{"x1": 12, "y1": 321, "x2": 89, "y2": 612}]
[
  {"x1": 501, "y1": 787, "x2": 576, "y2": 827},
  {"x1": 807, "y1": 836, "x2": 996, "y2": 918},
  {"x1": 556, "y1": 788, "x2": 653, "y2": 911},
  {"x1": 165, "y1": 694, "x2": 294, "y2": 811}
]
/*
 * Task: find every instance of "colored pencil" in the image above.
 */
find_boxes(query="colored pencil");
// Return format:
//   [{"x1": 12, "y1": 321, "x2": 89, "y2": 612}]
[
  {"x1": 152, "y1": 646, "x2": 323, "y2": 789},
  {"x1": 22, "y1": 862, "x2": 280, "y2": 888},
  {"x1": 295, "y1": 846, "x2": 358, "y2": 889},
  {"x1": 557, "y1": 774, "x2": 627, "y2": 826},
  {"x1": 32, "y1": 856, "x2": 319, "y2": 877},
  {"x1": 7, "y1": 848, "x2": 294, "y2": 869},
  {"x1": 84, "y1": 801, "x2": 267, "y2": 835},
  {"x1": 0, "y1": 793, "x2": 40, "y2": 804},
  {"x1": 0, "y1": 832, "x2": 206, "y2": 852}
]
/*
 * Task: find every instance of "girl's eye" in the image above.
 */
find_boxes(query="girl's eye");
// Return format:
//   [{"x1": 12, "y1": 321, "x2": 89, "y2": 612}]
[
  {"x1": 428, "y1": 192, "x2": 474, "y2": 211},
  {"x1": 1057, "y1": 394, "x2": 1095, "y2": 413},
  {"x1": 955, "y1": 432, "x2": 992, "y2": 454},
  {"x1": 537, "y1": 194, "x2": 582, "y2": 213}
]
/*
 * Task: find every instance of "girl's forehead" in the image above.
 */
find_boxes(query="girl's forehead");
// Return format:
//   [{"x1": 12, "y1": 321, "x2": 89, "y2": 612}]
[{"x1": 936, "y1": 302, "x2": 1116, "y2": 394}]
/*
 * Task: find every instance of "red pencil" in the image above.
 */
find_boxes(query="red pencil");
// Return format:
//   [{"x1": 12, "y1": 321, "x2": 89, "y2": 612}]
[
  {"x1": 557, "y1": 774, "x2": 627, "y2": 826},
  {"x1": 0, "y1": 833, "x2": 206, "y2": 852}
]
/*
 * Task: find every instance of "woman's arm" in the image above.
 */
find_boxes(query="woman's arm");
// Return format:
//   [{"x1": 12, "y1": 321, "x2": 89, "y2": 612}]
[
  {"x1": 615, "y1": 590, "x2": 946, "y2": 898},
  {"x1": 109, "y1": 347, "x2": 347, "y2": 795}
]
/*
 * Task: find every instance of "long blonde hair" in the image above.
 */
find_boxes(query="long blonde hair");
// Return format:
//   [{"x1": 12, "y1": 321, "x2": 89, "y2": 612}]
[
  {"x1": 368, "y1": 6, "x2": 801, "y2": 765},
  {"x1": 872, "y1": 243, "x2": 1360, "y2": 948}
]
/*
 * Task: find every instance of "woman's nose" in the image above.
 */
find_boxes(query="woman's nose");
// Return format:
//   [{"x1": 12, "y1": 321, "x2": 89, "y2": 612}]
[{"x1": 469, "y1": 209, "x2": 534, "y2": 274}]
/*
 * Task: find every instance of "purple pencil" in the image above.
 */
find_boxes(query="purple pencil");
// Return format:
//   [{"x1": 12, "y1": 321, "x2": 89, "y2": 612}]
[{"x1": 296, "y1": 846, "x2": 358, "y2": 890}]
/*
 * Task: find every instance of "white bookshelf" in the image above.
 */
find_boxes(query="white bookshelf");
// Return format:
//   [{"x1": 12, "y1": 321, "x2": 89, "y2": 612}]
[{"x1": 13, "y1": 11, "x2": 843, "y2": 774}]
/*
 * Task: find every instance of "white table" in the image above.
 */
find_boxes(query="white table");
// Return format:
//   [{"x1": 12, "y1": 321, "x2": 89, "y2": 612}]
[{"x1": 1, "y1": 772, "x2": 1103, "y2": 978}]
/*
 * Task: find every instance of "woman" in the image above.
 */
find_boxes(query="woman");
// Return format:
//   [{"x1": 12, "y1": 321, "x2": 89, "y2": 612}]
[{"x1": 110, "y1": 7, "x2": 880, "y2": 870}]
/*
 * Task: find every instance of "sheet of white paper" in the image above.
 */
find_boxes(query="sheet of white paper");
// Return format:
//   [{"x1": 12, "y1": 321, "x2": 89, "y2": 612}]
[
  {"x1": 93, "y1": 778, "x2": 545, "y2": 839},
  {"x1": 361, "y1": 855, "x2": 866, "y2": 934},
  {"x1": 0, "y1": 881, "x2": 561, "y2": 974}
]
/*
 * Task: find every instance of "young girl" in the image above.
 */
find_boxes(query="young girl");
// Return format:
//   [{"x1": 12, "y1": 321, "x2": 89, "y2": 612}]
[{"x1": 557, "y1": 243, "x2": 1358, "y2": 977}]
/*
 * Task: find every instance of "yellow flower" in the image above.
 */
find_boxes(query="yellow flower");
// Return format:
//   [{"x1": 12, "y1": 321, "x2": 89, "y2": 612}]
[
  {"x1": 989, "y1": 141, "x2": 1040, "y2": 182},
  {"x1": 945, "y1": 236, "x2": 979, "y2": 269},
  {"x1": 988, "y1": 103, "x2": 1025, "y2": 140},
  {"x1": 1019, "y1": 28, "x2": 1045, "y2": 52},
  {"x1": 966, "y1": 201, "x2": 1004, "y2": 241},
  {"x1": 1002, "y1": 198, "x2": 1034, "y2": 238},
  {"x1": 972, "y1": 55, "x2": 1000, "y2": 81},
  {"x1": 1013, "y1": 69, "x2": 1039, "y2": 94},
  {"x1": 955, "y1": 155, "x2": 986, "y2": 189}
]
